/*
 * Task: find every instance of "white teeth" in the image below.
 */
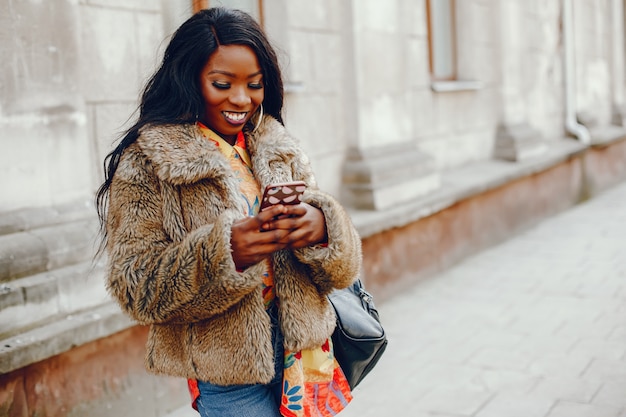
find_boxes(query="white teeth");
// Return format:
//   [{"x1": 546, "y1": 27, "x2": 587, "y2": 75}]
[{"x1": 224, "y1": 112, "x2": 246, "y2": 122}]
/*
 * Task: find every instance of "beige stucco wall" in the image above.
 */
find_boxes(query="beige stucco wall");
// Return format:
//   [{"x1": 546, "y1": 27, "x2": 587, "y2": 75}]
[
  {"x1": 1, "y1": 0, "x2": 624, "y2": 210},
  {"x1": 574, "y1": 0, "x2": 617, "y2": 126},
  {"x1": 1, "y1": 1, "x2": 89, "y2": 212},
  {"x1": 0, "y1": 1, "x2": 164, "y2": 212},
  {"x1": 81, "y1": 1, "x2": 164, "y2": 189}
]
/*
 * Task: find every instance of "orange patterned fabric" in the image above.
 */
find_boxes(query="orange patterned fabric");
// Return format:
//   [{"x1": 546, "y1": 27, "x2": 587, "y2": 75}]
[
  {"x1": 188, "y1": 124, "x2": 352, "y2": 416},
  {"x1": 281, "y1": 341, "x2": 352, "y2": 416}
]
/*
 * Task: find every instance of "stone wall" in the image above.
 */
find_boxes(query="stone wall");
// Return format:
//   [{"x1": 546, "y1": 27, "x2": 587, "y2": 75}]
[
  {"x1": 0, "y1": 1, "x2": 88, "y2": 212},
  {"x1": 2, "y1": 0, "x2": 624, "y2": 209},
  {"x1": 0, "y1": 1, "x2": 166, "y2": 212}
]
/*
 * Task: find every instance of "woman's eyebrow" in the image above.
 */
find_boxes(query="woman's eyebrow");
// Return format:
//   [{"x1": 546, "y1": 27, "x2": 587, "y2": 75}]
[{"x1": 208, "y1": 70, "x2": 263, "y2": 78}]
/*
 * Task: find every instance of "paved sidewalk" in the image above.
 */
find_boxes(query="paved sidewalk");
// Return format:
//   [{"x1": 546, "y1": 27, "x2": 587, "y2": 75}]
[
  {"x1": 168, "y1": 181, "x2": 626, "y2": 417},
  {"x1": 343, "y1": 181, "x2": 626, "y2": 417}
]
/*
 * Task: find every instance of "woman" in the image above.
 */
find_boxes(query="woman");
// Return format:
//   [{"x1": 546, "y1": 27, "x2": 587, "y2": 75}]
[{"x1": 95, "y1": 7, "x2": 362, "y2": 417}]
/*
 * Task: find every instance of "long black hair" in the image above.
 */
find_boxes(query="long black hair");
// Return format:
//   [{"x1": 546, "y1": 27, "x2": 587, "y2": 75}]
[{"x1": 95, "y1": 7, "x2": 284, "y2": 244}]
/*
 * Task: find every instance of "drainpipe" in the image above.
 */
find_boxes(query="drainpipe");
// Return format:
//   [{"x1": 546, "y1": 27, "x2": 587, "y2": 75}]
[{"x1": 562, "y1": 0, "x2": 591, "y2": 144}]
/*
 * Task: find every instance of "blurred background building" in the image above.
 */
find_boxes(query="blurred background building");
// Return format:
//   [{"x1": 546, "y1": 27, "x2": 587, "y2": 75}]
[{"x1": 1, "y1": 0, "x2": 625, "y2": 415}]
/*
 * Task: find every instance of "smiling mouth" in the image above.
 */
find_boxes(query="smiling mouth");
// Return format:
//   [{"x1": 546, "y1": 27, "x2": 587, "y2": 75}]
[{"x1": 223, "y1": 111, "x2": 247, "y2": 124}]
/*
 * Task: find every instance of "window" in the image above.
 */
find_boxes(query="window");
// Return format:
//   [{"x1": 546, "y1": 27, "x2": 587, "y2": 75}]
[
  {"x1": 426, "y1": 0, "x2": 457, "y2": 81},
  {"x1": 426, "y1": 0, "x2": 482, "y2": 92}
]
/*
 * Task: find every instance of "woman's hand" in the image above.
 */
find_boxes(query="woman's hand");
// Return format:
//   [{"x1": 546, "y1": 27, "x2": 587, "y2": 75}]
[
  {"x1": 261, "y1": 203, "x2": 328, "y2": 249},
  {"x1": 231, "y1": 203, "x2": 328, "y2": 271},
  {"x1": 230, "y1": 205, "x2": 293, "y2": 270}
]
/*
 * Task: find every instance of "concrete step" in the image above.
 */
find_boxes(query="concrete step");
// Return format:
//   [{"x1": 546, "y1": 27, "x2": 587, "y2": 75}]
[
  {"x1": 0, "y1": 301, "x2": 133, "y2": 374},
  {"x1": 0, "y1": 203, "x2": 118, "y2": 374},
  {"x1": 0, "y1": 217, "x2": 99, "y2": 283},
  {"x1": 0, "y1": 260, "x2": 108, "y2": 338},
  {"x1": 0, "y1": 201, "x2": 95, "y2": 236}
]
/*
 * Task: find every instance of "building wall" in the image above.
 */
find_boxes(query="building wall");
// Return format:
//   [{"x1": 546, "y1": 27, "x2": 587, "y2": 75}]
[
  {"x1": 0, "y1": 0, "x2": 164, "y2": 212},
  {"x1": 276, "y1": 0, "x2": 354, "y2": 198},
  {"x1": 418, "y1": 0, "x2": 499, "y2": 168},
  {"x1": 2, "y1": 0, "x2": 623, "y2": 211},
  {"x1": 575, "y1": 0, "x2": 618, "y2": 126},
  {"x1": 1, "y1": 0, "x2": 89, "y2": 212},
  {"x1": 82, "y1": 1, "x2": 164, "y2": 191},
  {"x1": 1, "y1": 1, "x2": 626, "y2": 415}
]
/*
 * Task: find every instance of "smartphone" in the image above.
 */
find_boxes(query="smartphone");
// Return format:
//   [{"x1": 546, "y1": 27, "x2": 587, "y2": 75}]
[{"x1": 260, "y1": 181, "x2": 307, "y2": 210}]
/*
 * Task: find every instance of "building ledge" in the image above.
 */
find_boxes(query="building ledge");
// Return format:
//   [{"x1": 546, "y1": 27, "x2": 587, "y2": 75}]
[
  {"x1": 0, "y1": 301, "x2": 133, "y2": 374},
  {"x1": 431, "y1": 79, "x2": 483, "y2": 93},
  {"x1": 588, "y1": 125, "x2": 626, "y2": 147},
  {"x1": 351, "y1": 138, "x2": 587, "y2": 238}
]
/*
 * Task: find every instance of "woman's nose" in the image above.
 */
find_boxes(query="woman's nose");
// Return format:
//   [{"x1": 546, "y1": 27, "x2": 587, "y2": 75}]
[{"x1": 229, "y1": 86, "x2": 251, "y2": 107}]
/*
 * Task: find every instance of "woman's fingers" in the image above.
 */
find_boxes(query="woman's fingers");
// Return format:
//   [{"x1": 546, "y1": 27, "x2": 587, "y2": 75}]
[
  {"x1": 262, "y1": 203, "x2": 327, "y2": 247},
  {"x1": 256, "y1": 204, "x2": 288, "y2": 224},
  {"x1": 230, "y1": 203, "x2": 327, "y2": 270},
  {"x1": 230, "y1": 208, "x2": 293, "y2": 269}
]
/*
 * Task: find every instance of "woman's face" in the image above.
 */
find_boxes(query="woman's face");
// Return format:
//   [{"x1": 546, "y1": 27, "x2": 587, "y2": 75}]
[{"x1": 199, "y1": 44, "x2": 264, "y2": 142}]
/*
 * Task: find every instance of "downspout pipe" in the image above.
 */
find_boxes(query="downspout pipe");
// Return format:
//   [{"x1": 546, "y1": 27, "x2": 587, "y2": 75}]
[{"x1": 562, "y1": 0, "x2": 591, "y2": 144}]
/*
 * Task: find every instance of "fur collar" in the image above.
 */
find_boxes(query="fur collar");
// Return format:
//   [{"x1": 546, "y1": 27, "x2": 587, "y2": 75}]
[{"x1": 136, "y1": 115, "x2": 303, "y2": 186}]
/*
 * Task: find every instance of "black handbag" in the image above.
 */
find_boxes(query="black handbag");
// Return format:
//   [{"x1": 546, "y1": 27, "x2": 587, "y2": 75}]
[{"x1": 328, "y1": 279, "x2": 388, "y2": 389}]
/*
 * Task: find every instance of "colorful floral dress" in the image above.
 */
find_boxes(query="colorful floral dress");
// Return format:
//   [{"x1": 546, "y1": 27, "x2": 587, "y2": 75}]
[{"x1": 187, "y1": 124, "x2": 352, "y2": 416}]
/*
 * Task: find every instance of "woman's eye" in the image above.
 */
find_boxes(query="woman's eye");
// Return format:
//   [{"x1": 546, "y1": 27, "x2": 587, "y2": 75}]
[
  {"x1": 212, "y1": 82, "x2": 230, "y2": 90},
  {"x1": 249, "y1": 82, "x2": 263, "y2": 90}
]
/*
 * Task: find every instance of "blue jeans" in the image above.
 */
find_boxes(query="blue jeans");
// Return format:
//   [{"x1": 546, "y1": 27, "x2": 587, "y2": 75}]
[{"x1": 196, "y1": 304, "x2": 284, "y2": 417}]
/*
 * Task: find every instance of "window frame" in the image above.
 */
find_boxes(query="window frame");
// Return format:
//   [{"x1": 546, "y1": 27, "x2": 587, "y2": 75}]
[
  {"x1": 426, "y1": 0, "x2": 482, "y2": 93},
  {"x1": 426, "y1": 0, "x2": 458, "y2": 82}
]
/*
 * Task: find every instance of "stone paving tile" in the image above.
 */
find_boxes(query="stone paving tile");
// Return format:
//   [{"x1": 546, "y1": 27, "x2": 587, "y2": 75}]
[
  {"x1": 556, "y1": 320, "x2": 617, "y2": 340},
  {"x1": 527, "y1": 352, "x2": 594, "y2": 379},
  {"x1": 608, "y1": 325, "x2": 626, "y2": 343},
  {"x1": 516, "y1": 334, "x2": 581, "y2": 357},
  {"x1": 467, "y1": 368, "x2": 541, "y2": 394},
  {"x1": 592, "y1": 381, "x2": 626, "y2": 409},
  {"x1": 582, "y1": 358, "x2": 626, "y2": 383},
  {"x1": 474, "y1": 393, "x2": 555, "y2": 417},
  {"x1": 528, "y1": 376, "x2": 602, "y2": 403},
  {"x1": 412, "y1": 387, "x2": 493, "y2": 416},
  {"x1": 569, "y1": 338, "x2": 626, "y2": 361},
  {"x1": 467, "y1": 347, "x2": 535, "y2": 372},
  {"x1": 546, "y1": 401, "x2": 623, "y2": 417}
]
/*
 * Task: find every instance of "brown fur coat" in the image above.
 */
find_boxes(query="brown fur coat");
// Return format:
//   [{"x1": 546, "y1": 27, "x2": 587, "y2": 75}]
[{"x1": 105, "y1": 115, "x2": 362, "y2": 385}]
